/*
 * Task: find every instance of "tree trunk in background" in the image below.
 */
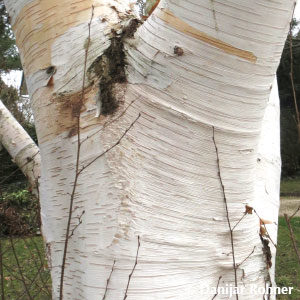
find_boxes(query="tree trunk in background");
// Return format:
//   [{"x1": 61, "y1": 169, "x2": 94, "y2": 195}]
[
  {"x1": 3, "y1": 0, "x2": 294, "y2": 299},
  {"x1": 0, "y1": 100, "x2": 40, "y2": 192}
]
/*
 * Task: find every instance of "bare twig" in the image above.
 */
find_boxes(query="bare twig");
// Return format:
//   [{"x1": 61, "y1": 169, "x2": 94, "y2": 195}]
[
  {"x1": 0, "y1": 150, "x2": 40, "y2": 185},
  {"x1": 123, "y1": 236, "x2": 141, "y2": 300},
  {"x1": 102, "y1": 260, "x2": 116, "y2": 300},
  {"x1": 289, "y1": 205, "x2": 300, "y2": 220},
  {"x1": 59, "y1": 6, "x2": 94, "y2": 299},
  {"x1": 9, "y1": 237, "x2": 33, "y2": 300},
  {"x1": 212, "y1": 126, "x2": 238, "y2": 300},
  {"x1": 16, "y1": 263, "x2": 46, "y2": 300},
  {"x1": 78, "y1": 113, "x2": 141, "y2": 176},
  {"x1": 232, "y1": 212, "x2": 247, "y2": 231},
  {"x1": 81, "y1": 99, "x2": 137, "y2": 144},
  {"x1": 69, "y1": 210, "x2": 85, "y2": 239},
  {"x1": 253, "y1": 210, "x2": 277, "y2": 248},
  {"x1": 211, "y1": 276, "x2": 222, "y2": 300},
  {"x1": 236, "y1": 246, "x2": 256, "y2": 268},
  {"x1": 22, "y1": 237, "x2": 51, "y2": 296},
  {"x1": 284, "y1": 213, "x2": 300, "y2": 265}
]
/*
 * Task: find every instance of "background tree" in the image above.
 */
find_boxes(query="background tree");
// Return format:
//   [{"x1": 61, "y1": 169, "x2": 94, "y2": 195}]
[{"x1": 277, "y1": 19, "x2": 300, "y2": 177}]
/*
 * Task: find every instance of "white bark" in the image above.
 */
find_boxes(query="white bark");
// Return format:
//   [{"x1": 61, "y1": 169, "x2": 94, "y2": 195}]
[
  {"x1": 0, "y1": 100, "x2": 40, "y2": 191},
  {"x1": 4, "y1": 0, "x2": 294, "y2": 299}
]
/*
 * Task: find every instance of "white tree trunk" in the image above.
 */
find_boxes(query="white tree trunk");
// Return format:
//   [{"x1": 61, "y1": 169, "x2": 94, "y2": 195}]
[
  {"x1": 0, "y1": 100, "x2": 40, "y2": 192},
  {"x1": 4, "y1": 0, "x2": 294, "y2": 299}
]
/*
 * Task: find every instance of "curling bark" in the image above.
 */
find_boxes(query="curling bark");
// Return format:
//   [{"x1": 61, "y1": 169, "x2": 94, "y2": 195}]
[{"x1": 3, "y1": 0, "x2": 294, "y2": 299}]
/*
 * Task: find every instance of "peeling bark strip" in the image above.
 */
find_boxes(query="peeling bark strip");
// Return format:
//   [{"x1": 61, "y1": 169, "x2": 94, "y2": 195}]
[{"x1": 156, "y1": 9, "x2": 257, "y2": 63}]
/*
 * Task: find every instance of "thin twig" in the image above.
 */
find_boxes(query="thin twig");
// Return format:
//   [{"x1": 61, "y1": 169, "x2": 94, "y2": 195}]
[
  {"x1": 69, "y1": 210, "x2": 85, "y2": 239},
  {"x1": 0, "y1": 150, "x2": 40, "y2": 185},
  {"x1": 16, "y1": 263, "x2": 45, "y2": 300},
  {"x1": 253, "y1": 210, "x2": 277, "y2": 248},
  {"x1": 211, "y1": 276, "x2": 222, "y2": 300},
  {"x1": 78, "y1": 113, "x2": 141, "y2": 176},
  {"x1": 289, "y1": 205, "x2": 300, "y2": 220},
  {"x1": 81, "y1": 99, "x2": 137, "y2": 144},
  {"x1": 102, "y1": 260, "x2": 116, "y2": 300},
  {"x1": 123, "y1": 236, "x2": 141, "y2": 300},
  {"x1": 212, "y1": 126, "x2": 238, "y2": 300},
  {"x1": 284, "y1": 213, "x2": 300, "y2": 266},
  {"x1": 22, "y1": 237, "x2": 51, "y2": 296},
  {"x1": 236, "y1": 246, "x2": 256, "y2": 268},
  {"x1": 59, "y1": 6, "x2": 94, "y2": 299},
  {"x1": 232, "y1": 212, "x2": 247, "y2": 231},
  {"x1": 9, "y1": 237, "x2": 33, "y2": 300}
]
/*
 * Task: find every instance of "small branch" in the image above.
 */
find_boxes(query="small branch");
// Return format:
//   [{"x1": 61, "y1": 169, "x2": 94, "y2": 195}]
[
  {"x1": 9, "y1": 237, "x2": 33, "y2": 300},
  {"x1": 102, "y1": 260, "x2": 116, "y2": 300},
  {"x1": 81, "y1": 99, "x2": 137, "y2": 145},
  {"x1": 284, "y1": 213, "x2": 300, "y2": 266},
  {"x1": 59, "y1": 6, "x2": 94, "y2": 299},
  {"x1": 212, "y1": 126, "x2": 238, "y2": 300},
  {"x1": 211, "y1": 276, "x2": 222, "y2": 300},
  {"x1": 22, "y1": 237, "x2": 51, "y2": 297},
  {"x1": 69, "y1": 210, "x2": 85, "y2": 239},
  {"x1": 78, "y1": 113, "x2": 141, "y2": 176},
  {"x1": 0, "y1": 150, "x2": 40, "y2": 185},
  {"x1": 254, "y1": 210, "x2": 277, "y2": 248},
  {"x1": 289, "y1": 205, "x2": 300, "y2": 220},
  {"x1": 236, "y1": 246, "x2": 256, "y2": 268},
  {"x1": 232, "y1": 212, "x2": 247, "y2": 231},
  {"x1": 123, "y1": 236, "x2": 141, "y2": 300}
]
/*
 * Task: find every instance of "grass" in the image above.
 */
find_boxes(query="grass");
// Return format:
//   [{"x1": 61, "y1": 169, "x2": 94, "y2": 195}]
[
  {"x1": 0, "y1": 218, "x2": 299, "y2": 299},
  {"x1": 0, "y1": 235, "x2": 51, "y2": 299},
  {"x1": 281, "y1": 177, "x2": 300, "y2": 196},
  {"x1": 276, "y1": 217, "x2": 300, "y2": 300}
]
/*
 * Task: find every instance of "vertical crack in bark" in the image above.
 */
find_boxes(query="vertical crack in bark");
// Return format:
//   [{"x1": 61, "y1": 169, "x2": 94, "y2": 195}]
[
  {"x1": 212, "y1": 126, "x2": 238, "y2": 300},
  {"x1": 123, "y1": 236, "x2": 141, "y2": 300}
]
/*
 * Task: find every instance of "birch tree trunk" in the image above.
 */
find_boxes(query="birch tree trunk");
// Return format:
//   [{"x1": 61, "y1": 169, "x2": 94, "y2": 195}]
[
  {"x1": 3, "y1": 0, "x2": 294, "y2": 299},
  {"x1": 0, "y1": 100, "x2": 40, "y2": 192}
]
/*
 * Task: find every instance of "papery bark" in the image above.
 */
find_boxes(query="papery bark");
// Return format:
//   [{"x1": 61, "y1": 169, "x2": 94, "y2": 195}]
[{"x1": 4, "y1": 0, "x2": 294, "y2": 299}]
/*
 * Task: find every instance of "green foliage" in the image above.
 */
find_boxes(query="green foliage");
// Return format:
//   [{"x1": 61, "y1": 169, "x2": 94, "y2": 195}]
[
  {"x1": 0, "y1": 188, "x2": 40, "y2": 236},
  {"x1": 0, "y1": 1, "x2": 21, "y2": 71},
  {"x1": 276, "y1": 217, "x2": 300, "y2": 300}
]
